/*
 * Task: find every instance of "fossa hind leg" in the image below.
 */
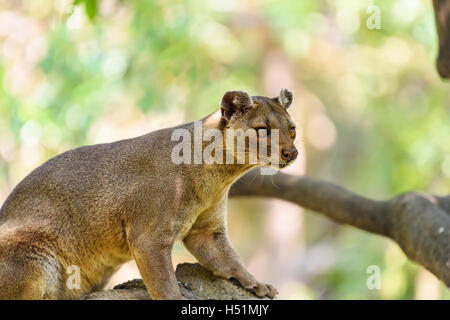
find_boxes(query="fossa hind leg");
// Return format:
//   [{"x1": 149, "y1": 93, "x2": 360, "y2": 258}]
[
  {"x1": 0, "y1": 235, "x2": 62, "y2": 300},
  {"x1": 0, "y1": 252, "x2": 60, "y2": 299}
]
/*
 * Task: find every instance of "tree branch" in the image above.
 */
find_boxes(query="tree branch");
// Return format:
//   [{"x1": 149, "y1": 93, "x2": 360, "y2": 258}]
[
  {"x1": 433, "y1": 0, "x2": 450, "y2": 78},
  {"x1": 229, "y1": 170, "x2": 450, "y2": 287},
  {"x1": 82, "y1": 263, "x2": 269, "y2": 300}
]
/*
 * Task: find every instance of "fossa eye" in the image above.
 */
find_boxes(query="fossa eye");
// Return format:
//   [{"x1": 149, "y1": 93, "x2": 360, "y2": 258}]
[{"x1": 289, "y1": 127, "x2": 296, "y2": 139}]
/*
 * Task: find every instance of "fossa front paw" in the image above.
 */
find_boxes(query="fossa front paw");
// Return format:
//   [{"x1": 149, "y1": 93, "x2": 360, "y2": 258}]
[{"x1": 231, "y1": 270, "x2": 278, "y2": 299}]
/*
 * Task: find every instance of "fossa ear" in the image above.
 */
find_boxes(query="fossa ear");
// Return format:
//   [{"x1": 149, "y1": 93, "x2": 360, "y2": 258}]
[
  {"x1": 221, "y1": 91, "x2": 254, "y2": 121},
  {"x1": 275, "y1": 88, "x2": 293, "y2": 109}
]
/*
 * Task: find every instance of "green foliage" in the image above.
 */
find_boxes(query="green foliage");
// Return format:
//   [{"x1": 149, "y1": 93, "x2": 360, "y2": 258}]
[{"x1": 74, "y1": 0, "x2": 98, "y2": 21}]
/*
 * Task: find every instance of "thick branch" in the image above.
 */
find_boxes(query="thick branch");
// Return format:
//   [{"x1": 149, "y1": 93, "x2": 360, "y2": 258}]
[
  {"x1": 82, "y1": 263, "x2": 268, "y2": 300},
  {"x1": 230, "y1": 170, "x2": 450, "y2": 286},
  {"x1": 436, "y1": 195, "x2": 450, "y2": 213},
  {"x1": 230, "y1": 172, "x2": 392, "y2": 236},
  {"x1": 433, "y1": 0, "x2": 450, "y2": 78}
]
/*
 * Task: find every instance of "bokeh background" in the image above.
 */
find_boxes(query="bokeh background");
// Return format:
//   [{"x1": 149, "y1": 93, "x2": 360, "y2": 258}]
[{"x1": 0, "y1": 0, "x2": 449, "y2": 299}]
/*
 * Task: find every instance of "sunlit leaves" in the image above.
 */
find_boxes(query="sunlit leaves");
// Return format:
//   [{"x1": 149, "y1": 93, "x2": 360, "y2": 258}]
[{"x1": 74, "y1": 0, "x2": 98, "y2": 21}]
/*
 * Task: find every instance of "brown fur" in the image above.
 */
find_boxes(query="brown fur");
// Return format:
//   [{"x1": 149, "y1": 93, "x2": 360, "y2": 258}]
[{"x1": 0, "y1": 89, "x2": 298, "y2": 299}]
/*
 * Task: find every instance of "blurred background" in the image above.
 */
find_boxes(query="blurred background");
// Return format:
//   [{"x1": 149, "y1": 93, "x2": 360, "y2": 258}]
[{"x1": 0, "y1": 0, "x2": 449, "y2": 299}]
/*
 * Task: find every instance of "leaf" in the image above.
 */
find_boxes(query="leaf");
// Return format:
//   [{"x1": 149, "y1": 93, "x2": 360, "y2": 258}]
[
  {"x1": 72, "y1": 0, "x2": 97, "y2": 21},
  {"x1": 84, "y1": 0, "x2": 97, "y2": 21}
]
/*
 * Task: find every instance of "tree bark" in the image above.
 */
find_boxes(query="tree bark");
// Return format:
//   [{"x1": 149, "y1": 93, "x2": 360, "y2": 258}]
[
  {"x1": 229, "y1": 169, "x2": 450, "y2": 287},
  {"x1": 82, "y1": 263, "x2": 268, "y2": 300},
  {"x1": 433, "y1": 0, "x2": 450, "y2": 78}
]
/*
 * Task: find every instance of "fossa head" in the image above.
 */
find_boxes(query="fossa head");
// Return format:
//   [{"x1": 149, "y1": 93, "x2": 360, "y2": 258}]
[{"x1": 220, "y1": 88, "x2": 298, "y2": 169}]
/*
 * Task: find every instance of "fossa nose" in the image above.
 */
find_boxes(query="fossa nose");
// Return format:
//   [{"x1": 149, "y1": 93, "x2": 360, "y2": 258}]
[{"x1": 281, "y1": 147, "x2": 298, "y2": 163}]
